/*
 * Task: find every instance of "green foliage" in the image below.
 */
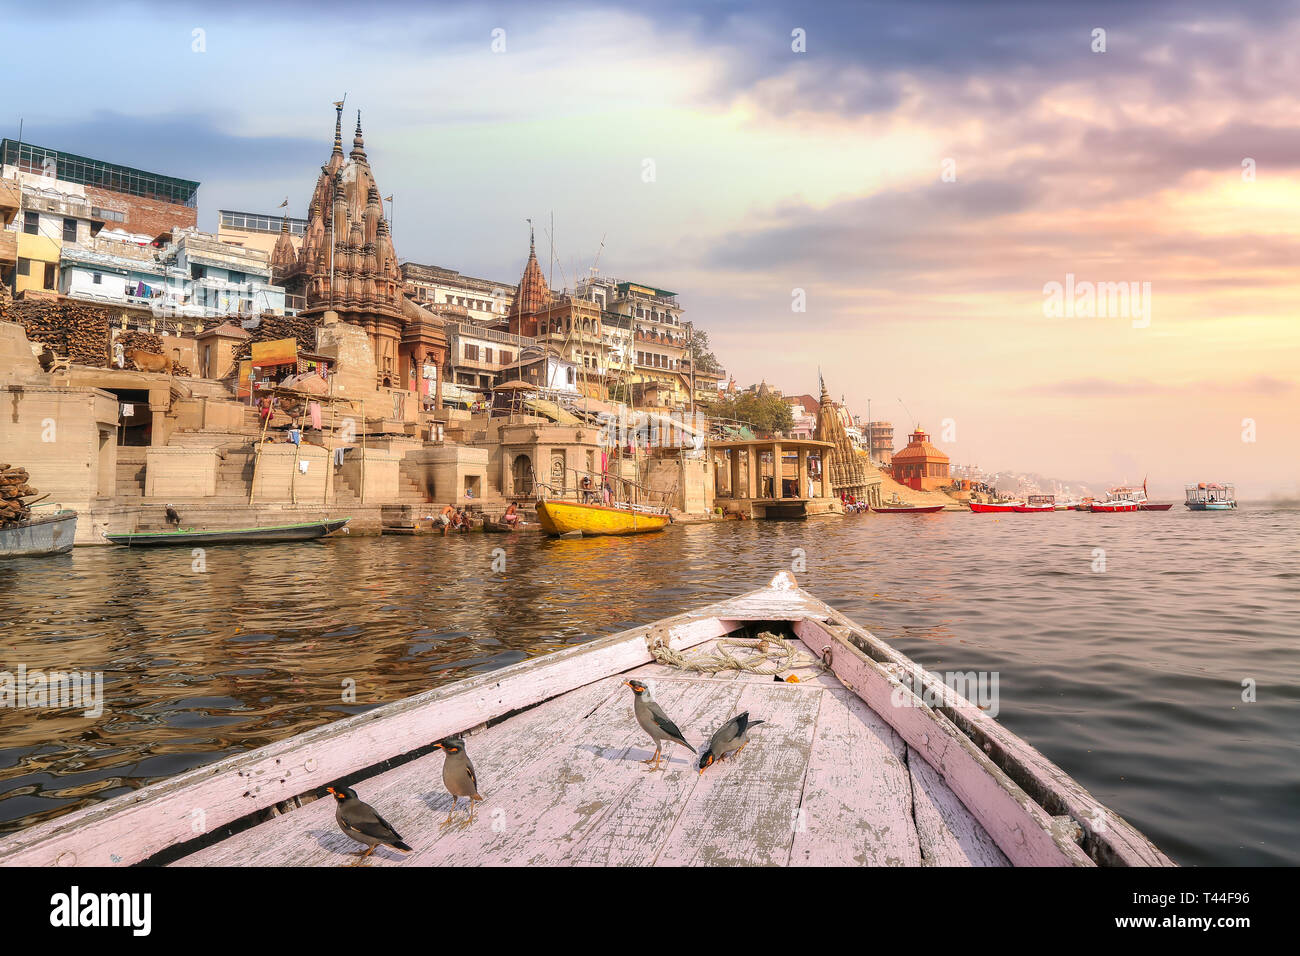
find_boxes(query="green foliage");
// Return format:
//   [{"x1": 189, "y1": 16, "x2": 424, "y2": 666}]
[{"x1": 705, "y1": 391, "x2": 795, "y2": 437}]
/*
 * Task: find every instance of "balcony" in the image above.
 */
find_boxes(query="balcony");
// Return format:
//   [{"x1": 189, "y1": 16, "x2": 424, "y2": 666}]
[{"x1": 0, "y1": 180, "x2": 18, "y2": 226}]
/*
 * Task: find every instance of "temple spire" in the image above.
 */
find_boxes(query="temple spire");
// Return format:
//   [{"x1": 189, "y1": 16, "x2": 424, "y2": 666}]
[
  {"x1": 351, "y1": 111, "x2": 367, "y2": 161},
  {"x1": 331, "y1": 100, "x2": 344, "y2": 155}
]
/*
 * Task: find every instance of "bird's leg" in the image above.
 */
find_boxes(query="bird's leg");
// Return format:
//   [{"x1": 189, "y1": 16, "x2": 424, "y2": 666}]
[
  {"x1": 441, "y1": 797, "x2": 459, "y2": 829},
  {"x1": 641, "y1": 742, "x2": 660, "y2": 765}
]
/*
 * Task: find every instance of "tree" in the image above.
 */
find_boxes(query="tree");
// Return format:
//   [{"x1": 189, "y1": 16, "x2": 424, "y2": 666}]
[
  {"x1": 685, "y1": 324, "x2": 721, "y2": 375},
  {"x1": 705, "y1": 391, "x2": 794, "y2": 437}
]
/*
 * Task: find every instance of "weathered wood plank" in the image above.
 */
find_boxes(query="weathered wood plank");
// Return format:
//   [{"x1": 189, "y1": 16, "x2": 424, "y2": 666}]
[
  {"x1": 412, "y1": 678, "x2": 747, "y2": 866},
  {"x1": 908, "y1": 746, "x2": 1011, "y2": 867},
  {"x1": 174, "y1": 680, "x2": 622, "y2": 866},
  {"x1": 654, "y1": 682, "x2": 823, "y2": 866},
  {"x1": 0, "y1": 613, "x2": 739, "y2": 867},
  {"x1": 788, "y1": 688, "x2": 922, "y2": 866},
  {"x1": 793, "y1": 619, "x2": 1091, "y2": 866},
  {"x1": 808, "y1": 612, "x2": 1174, "y2": 867}
]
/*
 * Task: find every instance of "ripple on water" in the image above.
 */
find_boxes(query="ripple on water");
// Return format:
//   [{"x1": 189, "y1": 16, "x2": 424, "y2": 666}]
[{"x1": 0, "y1": 508, "x2": 1296, "y2": 865}]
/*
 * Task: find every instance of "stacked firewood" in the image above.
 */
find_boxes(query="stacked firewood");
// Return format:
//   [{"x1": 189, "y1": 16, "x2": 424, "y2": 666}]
[
  {"x1": 0, "y1": 464, "x2": 39, "y2": 527},
  {"x1": 16, "y1": 301, "x2": 112, "y2": 366},
  {"x1": 231, "y1": 312, "x2": 322, "y2": 365}
]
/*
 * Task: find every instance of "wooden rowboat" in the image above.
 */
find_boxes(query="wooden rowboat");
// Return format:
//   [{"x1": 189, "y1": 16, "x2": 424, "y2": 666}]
[
  {"x1": 870, "y1": 503, "x2": 945, "y2": 514},
  {"x1": 0, "y1": 509, "x2": 78, "y2": 557},
  {"x1": 0, "y1": 573, "x2": 1171, "y2": 867},
  {"x1": 535, "y1": 500, "x2": 670, "y2": 536},
  {"x1": 103, "y1": 517, "x2": 351, "y2": 547}
]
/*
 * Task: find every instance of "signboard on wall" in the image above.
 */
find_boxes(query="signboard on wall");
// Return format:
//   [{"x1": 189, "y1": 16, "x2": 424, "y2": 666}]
[{"x1": 251, "y1": 338, "x2": 297, "y2": 368}]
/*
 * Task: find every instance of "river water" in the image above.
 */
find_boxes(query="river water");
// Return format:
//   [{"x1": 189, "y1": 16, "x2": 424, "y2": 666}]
[{"x1": 1, "y1": 508, "x2": 1296, "y2": 865}]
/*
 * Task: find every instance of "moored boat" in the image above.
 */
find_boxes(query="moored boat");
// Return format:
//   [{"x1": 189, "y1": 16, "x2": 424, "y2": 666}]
[
  {"x1": 1013, "y1": 494, "x2": 1055, "y2": 513},
  {"x1": 535, "y1": 500, "x2": 670, "y2": 536},
  {"x1": 1185, "y1": 482, "x2": 1237, "y2": 511},
  {"x1": 0, "y1": 573, "x2": 1172, "y2": 868},
  {"x1": 870, "y1": 502, "x2": 945, "y2": 514},
  {"x1": 969, "y1": 500, "x2": 1019, "y2": 513},
  {"x1": 0, "y1": 508, "x2": 78, "y2": 557},
  {"x1": 104, "y1": 517, "x2": 351, "y2": 547}
]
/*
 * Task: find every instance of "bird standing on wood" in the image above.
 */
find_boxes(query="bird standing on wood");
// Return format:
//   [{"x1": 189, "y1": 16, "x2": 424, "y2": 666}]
[
  {"x1": 164, "y1": 504, "x2": 180, "y2": 529},
  {"x1": 326, "y1": 786, "x2": 412, "y2": 863},
  {"x1": 434, "y1": 736, "x2": 483, "y2": 828},
  {"x1": 698, "y1": 712, "x2": 765, "y2": 774},
  {"x1": 624, "y1": 679, "x2": 695, "y2": 771}
]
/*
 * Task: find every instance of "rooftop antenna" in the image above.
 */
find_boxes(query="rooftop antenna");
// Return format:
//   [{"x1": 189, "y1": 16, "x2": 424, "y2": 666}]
[{"x1": 898, "y1": 397, "x2": 917, "y2": 430}]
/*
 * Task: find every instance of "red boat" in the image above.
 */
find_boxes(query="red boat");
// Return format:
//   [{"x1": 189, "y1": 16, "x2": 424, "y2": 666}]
[
  {"x1": 1089, "y1": 500, "x2": 1139, "y2": 513},
  {"x1": 1013, "y1": 494, "x2": 1055, "y2": 513},
  {"x1": 969, "y1": 501, "x2": 1019, "y2": 513},
  {"x1": 1139, "y1": 502, "x2": 1173, "y2": 511}
]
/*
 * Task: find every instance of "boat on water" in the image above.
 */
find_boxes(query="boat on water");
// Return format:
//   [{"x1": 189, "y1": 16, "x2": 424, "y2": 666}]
[
  {"x1": 969, "y1": 500, "x2": 1019, "y2": 513},
  {"x1": 1013, "y1": 495, "x2": 1055, "y2": 513},
  {"x1": 535, "y1": 500, "x2": 670, "y2": 536},
  {"x1": 0, "y1": 508, "x2": 78, "y2": 557},
  {"x1": 1072, "y1": 497, "x2": 1095, "y2": 511},
  {"x1": 1185, "y1": 482, "x2": 1237, "y2": 511},
  {"x1": 0, "y1": 573, "x2": 1172, "y2": 867},
  {"x1": 870, "y1": 495, "x2": 945, "y2": 515},
  {"x1": 103, "y1": 517, "x2": 351, "y2": 547}
]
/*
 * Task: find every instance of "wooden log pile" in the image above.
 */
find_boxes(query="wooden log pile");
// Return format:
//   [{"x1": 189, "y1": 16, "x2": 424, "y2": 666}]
[
  {"x1": 230, "y1": 312, "x2": 322, "y2": 365},
  {"x1": 14, "y1": 300, "x2": 112, "y2": 366},
  {"x1": 0, "y1": 464, "x2": 39, "y2": 527}
]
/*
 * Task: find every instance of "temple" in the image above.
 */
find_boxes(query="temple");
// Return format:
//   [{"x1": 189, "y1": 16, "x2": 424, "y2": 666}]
[{"x1": 276, "y1": 106, "x2": 446, "y2": 395}]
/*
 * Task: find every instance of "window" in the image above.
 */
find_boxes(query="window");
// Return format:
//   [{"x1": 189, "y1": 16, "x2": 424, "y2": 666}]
[
  {"x1": 17, "y1": 258, "x2": 30, "y2": 276},
  {"x1": 499, "y1": 350, "x2": 512, "y2": 365},
  {"x1": 43, "y1": 263, "x2": 56, "y2": 289},
  {"x1": 92, "y1": 273, "x2": 102, "y2": 285},
  {"x1": 484, "y1": 348, "x2": 493, "y2": 364},
  {"x1": 464, "y1": 344, "x2": 480, "y2": 361},
  {"x1": 23, "y1": 211, "x2": 38, "y2": 235},
  {"x1": 63, "y1": 218, "x2": 77, "y2": 243}
]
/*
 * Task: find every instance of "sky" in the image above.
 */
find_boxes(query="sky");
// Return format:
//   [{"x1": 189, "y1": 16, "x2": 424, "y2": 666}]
[{"x1": 5, "y1": 0, "x2": 1298, "y2": 497}]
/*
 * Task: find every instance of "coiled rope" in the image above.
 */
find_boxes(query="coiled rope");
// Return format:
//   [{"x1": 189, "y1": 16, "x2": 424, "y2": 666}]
[{"x1": 646, "y1": 630, "x2": 827, "y2": 678}]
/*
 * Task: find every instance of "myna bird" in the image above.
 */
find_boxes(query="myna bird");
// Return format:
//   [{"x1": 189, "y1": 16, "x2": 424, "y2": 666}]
[
  {"x1": 624, "y1": 679, "x2": 695, "y2": 771},
  {"x1": 164, "y1": 504, "x2": 180, "y2": 529},
  {"x1": 434, "y1": 736, "x2": 482, "y2": 828},
  {"x1": 698, "y1": 712, "x2": 765, "y2": 774},
  {"x1": 326, "y1": 786, "x2": 412, "y2": 862}
]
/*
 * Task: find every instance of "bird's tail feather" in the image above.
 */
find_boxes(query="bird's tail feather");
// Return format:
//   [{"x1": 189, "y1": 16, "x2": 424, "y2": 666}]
[
  {"x1": 674, "y1": 737, "x2": 695, "y2": 751},
  {"x1": 392, "y1": 841, "x2": 413, "y2": 852},
  {"x1": 749, "y1": 720, "x2": 766, "y2": 728}
]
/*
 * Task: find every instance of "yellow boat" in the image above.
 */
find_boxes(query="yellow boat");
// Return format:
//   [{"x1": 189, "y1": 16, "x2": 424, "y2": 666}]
[{"x1": 534, "y1": 500, "x2": 671, "y2": 536}]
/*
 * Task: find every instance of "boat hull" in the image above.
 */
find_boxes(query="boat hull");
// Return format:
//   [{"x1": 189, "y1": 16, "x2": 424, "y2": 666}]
[
  {"x1": 1089, "y1": 502, "x2": 1138, "y2": 513},
  {"x1": 1186, "y1": 502, "x2": 1236, "y2": 511},
  {"x1": 871, "y1": 504, "x2": 945, "y2": 514},
  {"x1": 969, "y1": 502, "x2": 1019, "y2": 513},
  {"x1": 1139, "y1": 503, "x2": 1173, "y2": 511},
  {"x1": 0, "y1": 510, "x2": 78, "y2": 557},
  {"x1": 104, "y1": 518, "x2": 351, "y2": 547},
  {"x1": 535, "y1": 500, "x2": 669, "y2": 536},
  {"x1": 1012, "y1": 504, "x2": 1054, "y2": 513}
]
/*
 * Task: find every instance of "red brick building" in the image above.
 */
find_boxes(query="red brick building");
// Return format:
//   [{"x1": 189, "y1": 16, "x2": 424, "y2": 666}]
[{"x1": 0, "y1": 139, "x2": 198, "y2": 237}]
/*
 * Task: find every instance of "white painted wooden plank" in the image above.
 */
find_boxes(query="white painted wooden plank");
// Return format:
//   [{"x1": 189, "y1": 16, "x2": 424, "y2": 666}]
[
  {"x1": 909, "y1": 746, "x2": 1011, "y2": 867},
  {"x1": 407, "y1": 677, "x2": 746, "y2": 866},
  {"x1": 805, "y1": 611, "x2": 1173, "y2": 867},
  {"x1": 793, "y1": 619, "x2": 1090, "y2": 866},
  {"x1": 175, "y1": 680, "x2": 621, "y2": 866},
  {"x1": 788, "y1": 688, "x2": 922, "y2": 866},
  {"x1": 0, "y1": 614, "x2": 736, "y2": 867},
  {"x1": 654, "y1": 682, "x2": 823, "y2": 866}
]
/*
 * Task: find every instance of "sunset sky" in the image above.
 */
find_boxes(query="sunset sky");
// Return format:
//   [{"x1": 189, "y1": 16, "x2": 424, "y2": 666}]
[{"x1": 8, "y1": 0, "x2": 1298, "y2": 496}]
